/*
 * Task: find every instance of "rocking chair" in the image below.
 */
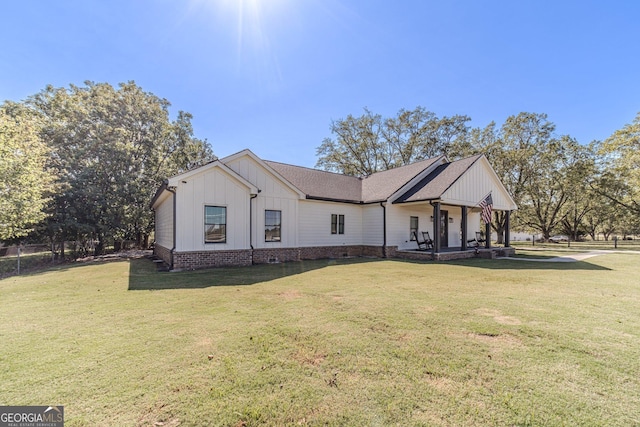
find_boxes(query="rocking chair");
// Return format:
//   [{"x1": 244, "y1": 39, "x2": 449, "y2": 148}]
[
  {"x1": 413, "y1": 231, "x2": 434, "y2": 251},
  {"x1": 467, "y1": 232, "x2": 486, "y2": 248}
]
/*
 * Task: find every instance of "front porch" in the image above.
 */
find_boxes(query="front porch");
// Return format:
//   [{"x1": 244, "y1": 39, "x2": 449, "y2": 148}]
[{"x1": 394, "y1": 245, "x2": 516, "y2": 261}]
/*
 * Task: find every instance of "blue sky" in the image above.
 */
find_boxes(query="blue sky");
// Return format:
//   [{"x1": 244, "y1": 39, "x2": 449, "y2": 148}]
[{"x1": 2, "y1": 0, "x2": 639, "y2": 167}]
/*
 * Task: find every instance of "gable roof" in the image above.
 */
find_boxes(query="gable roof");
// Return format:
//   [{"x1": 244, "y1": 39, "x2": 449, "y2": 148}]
[
  {"x1": 264, "y1": 161, "x2": 363, "y2": 203},
  {"x1": 265, "y1": 156, "x2": 444, "y2": 204},
  {"x1": 393, "y1": 155, "x2": 482, "y2": 203},
  {"x1": 361, "y1": 156, "x2": 444, "y2": 202},
  {"x1": 151, "y1": 149, "x2": 516, "y2": 210}
]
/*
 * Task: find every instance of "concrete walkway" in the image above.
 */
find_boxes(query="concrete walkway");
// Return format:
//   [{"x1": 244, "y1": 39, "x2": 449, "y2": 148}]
[{"x1": 499, "y1": 250, "x2": 640, "y2": 263}]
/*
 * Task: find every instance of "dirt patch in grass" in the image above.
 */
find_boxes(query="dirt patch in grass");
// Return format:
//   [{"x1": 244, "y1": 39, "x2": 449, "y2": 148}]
[
  {"x1": 278, "y1": 289, "x2": 303, "y2": 301},
  {"x1": 292, "y1": 349, "x2": 327, "y2": 366},
  {"x1": 474, "y1": 307, "x2": 522, "y2": 325}
]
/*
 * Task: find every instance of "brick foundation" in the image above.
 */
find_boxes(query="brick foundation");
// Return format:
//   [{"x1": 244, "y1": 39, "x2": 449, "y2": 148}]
[
  {"x1": 172, "y1": 249, "x2": 252, "y2": 270},
  {"x1": 153, "y1": 244, "x2": 172, "y2": 266},
  {"x1": 299, "y1": 245, "x2": 364, "y2": 260},
  {"x1": 163, "y1": 245, "x2": 399, "y2": 270},
  {"x1": 252, "y1": 247, "x2": 301, "y2": 264}
]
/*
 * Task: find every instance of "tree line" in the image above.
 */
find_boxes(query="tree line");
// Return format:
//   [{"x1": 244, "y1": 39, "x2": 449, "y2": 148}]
[
  {"x1": 316, "y1": 108, "x2": 640, "y2": 242},
  {"x1": 2, "y1": 83, "x2": 638, "y2": 256},
  {"x1": 1, "y1": 81, "x2": 214, "y2": 256}
]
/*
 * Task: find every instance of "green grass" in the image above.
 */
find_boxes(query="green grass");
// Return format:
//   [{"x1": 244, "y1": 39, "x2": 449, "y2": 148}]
[{"x1": 1, "y1": 253, "x2": 640, "y2": 426}]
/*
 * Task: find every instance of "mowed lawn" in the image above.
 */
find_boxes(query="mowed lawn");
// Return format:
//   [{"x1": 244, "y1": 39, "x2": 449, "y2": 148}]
[{"x1": 1, "y1": 253, "x2": 639, "y2": 426}]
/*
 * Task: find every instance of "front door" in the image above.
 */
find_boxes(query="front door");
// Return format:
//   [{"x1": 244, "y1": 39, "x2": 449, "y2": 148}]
[{"x1": 440, "y1": 210, "x2": 449, "y2": 248}]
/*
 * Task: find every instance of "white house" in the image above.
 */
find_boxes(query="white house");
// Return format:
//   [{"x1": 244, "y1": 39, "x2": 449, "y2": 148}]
[{"x1": 150, "y1": 149, "x2": 517, "y2": 270}]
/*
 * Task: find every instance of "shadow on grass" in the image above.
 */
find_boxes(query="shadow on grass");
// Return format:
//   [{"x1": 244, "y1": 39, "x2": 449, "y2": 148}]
[
  {"x1": 442, "y1": 257, "x2": 611, "y2": 271},
  {"x1": 127, "y1": 257, "x2": 380, "y2": 290}
]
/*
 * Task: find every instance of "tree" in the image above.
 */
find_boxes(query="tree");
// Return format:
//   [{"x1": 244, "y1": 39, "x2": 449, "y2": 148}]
[
  {"x1": 463, "y1": 113, "x2": 556, "y2": 243},
  {"x1": 517, "y1": 136, "x2": 593, "y2": 240},
  {"x1": 316, "y1": 107, "x2": 470, "y2": 175},
  {"x1": 599, "y1": 111, "x2": 640, "y2": 215},
  {"x1": 0, "y1": 102, "x2": 53, "y2": 242},
  {"x1": 558, "y1": 142, "x2": 598, "y2": 241},
  {"x1": 27, "y1": 81, "x2": 214, "y2": 255}
]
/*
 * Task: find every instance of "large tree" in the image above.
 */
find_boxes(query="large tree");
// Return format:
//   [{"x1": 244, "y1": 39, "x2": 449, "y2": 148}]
[
  {"x1": 0, "y1": 102, "x2": 53, "y2": 242},
  {"x1": 599, "y1": 111, "x2": 640, "y2": 215},
  {"x1": 316, "y1": 107, "x2": 470, "y2": 175},
  {"x1": 517, "y1": 135, "x2": 592, "y2": 240},
  {"x1": 464, "y1": 113, "x2": 556, "y2": 242},
  {"x1": 27, "y1": 81, "x2": 214, "y2": 255}
]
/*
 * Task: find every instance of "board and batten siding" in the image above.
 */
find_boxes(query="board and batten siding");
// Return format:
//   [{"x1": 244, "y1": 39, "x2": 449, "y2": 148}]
[
  {"x1": 154, "y1": 192, "x2": 173, "y2": 249},
  {"x1": 226, "y1": 155, "x2": 301, "y2": 249},
  {"x1": 441, "y1": 158, "x2": 516, "y2": 211},
  {"x1": 252, "y1": 194, "x2": 299, "y2": 249},
  {"x1": 174, "y1": 167, "x2": 251, "y2": 252},
  {"x1": 298, "y1": 200, "x2": 364, "y2": 247}
]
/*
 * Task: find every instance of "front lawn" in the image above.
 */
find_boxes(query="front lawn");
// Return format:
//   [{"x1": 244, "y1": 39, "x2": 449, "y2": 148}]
[{"x1": 1, "y1": 253, "x2": 639, "y2": 426}]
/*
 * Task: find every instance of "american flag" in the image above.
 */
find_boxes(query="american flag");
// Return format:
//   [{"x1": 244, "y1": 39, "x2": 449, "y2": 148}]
[{"x1": 479, "y1": 193, "x2": 493, "y2": 224}]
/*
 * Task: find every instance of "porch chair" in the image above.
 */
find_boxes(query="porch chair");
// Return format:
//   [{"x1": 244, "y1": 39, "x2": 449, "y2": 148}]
[
  {"x1": 467, "y1": 232, "x2": 485, "y2": 248},
  {"x1": 421, "y1": 231, "x2": 434, "y2": 250},
  {"x1": 413, "y1": 231, "x2": 433, "y2": 251}
]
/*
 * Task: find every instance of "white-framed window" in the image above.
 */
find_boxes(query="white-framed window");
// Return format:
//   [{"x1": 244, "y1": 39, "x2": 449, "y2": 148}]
[
  {"x1": 410, "y1": 216, "x2": 419, "y2": 240},
  {"x1": 265, "y1": 210, "x2": 281, "y2": 242},
  {"x1": 331, "y1": 214, "x2": 345, "y2": 235},
  {"x1": 204, "y1": 206, "x2": 226, "y2": 243}
]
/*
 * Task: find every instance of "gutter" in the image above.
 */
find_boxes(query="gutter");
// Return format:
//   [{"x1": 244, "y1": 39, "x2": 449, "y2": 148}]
[
  {"x1": 168, "y1": 186, "x2": 177, "y2": 271},
  {"x1": 249, "y1": 193, "x2": 258, "y2": 264},
  {"x1": 380, "y1": 202, "x2": 387, "y2": 257}
]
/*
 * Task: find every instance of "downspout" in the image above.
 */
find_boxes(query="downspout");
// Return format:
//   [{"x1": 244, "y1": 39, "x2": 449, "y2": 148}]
[
  {"x1": 168, "y1": 186, "x2": 177, "y2": 271},
  {"x1": 380, "y1": 202, "x2": 387, "y2": 258},
  {"x1": 249, "y1": 193, "x2": 258, "y2": 264}
]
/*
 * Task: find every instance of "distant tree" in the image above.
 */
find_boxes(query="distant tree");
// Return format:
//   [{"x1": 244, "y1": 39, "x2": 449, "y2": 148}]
[
  {"x1": 464, "y1": 113, "x2": 556, "y2": 243},
  {"x1": 598, "y1": 111, "x2": 640, "y2": 215},
  {"x1": 316, "y1": 107, "x2": 470, "y2": 175},
  {"x1": 558, "y1": 142, "x2": 598, "y2": 241},
  {"x1": 518, "y1": 136, "x2": 592, "y2": 240},
  {"x1": 0, "y1": 102, "x2": 53, "y2": 242},
  {"x1": 27, "y1": 81, "x2": 214, "y2": 255}
]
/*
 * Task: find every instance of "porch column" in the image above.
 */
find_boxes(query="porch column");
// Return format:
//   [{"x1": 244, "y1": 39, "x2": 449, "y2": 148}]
[
  {"x1": 504, "y1": 210, "x2": 511, "y2": 248},
  {"x1": 432, "y1": 202, "x2": 441, "y2": 253},
  {"x1": 485, "y1": 221, "x2": 491, "y2": 249},
  {"x1": 461, "y1": 206, "x2": 468, "y2": 251}
]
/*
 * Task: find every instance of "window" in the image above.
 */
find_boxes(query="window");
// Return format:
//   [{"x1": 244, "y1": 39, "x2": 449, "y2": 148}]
[
  {"x1": 410, "y1": 216, "x2": 419, "y2": 240},
  {"x1": 265, "y1": 210, "x2": 281, "y2": 242},
  {"x1": 204, "y1": 206, "x2": 226, "y2": 243},
  {"x1": 331, "y1": 214, "x2": 345, "y2": 235}
]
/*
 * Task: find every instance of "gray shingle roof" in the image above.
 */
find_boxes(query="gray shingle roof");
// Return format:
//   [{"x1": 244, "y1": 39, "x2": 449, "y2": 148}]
[
  {"x1": 265, "y1": 161, "x2": 363, "y2": 203},
  {"x1": 394, "y1": 155, "x2": 483, "y2": 203},
  {"x1": 361, "y1": 156, "x2": 443, "y2": 202},
  {"x1": 265, "y1": 155, "x2": 454, "y2": 203}
]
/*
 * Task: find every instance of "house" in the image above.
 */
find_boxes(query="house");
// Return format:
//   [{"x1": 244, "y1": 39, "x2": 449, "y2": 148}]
[{"x1": 150, "y1": 149, "x2": 517, "y2": 270}]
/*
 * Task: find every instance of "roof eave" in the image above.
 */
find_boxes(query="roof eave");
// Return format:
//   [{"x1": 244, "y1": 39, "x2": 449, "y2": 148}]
[{"x1": 149, "y1": 180, "x2": 169, "y2": 209}]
